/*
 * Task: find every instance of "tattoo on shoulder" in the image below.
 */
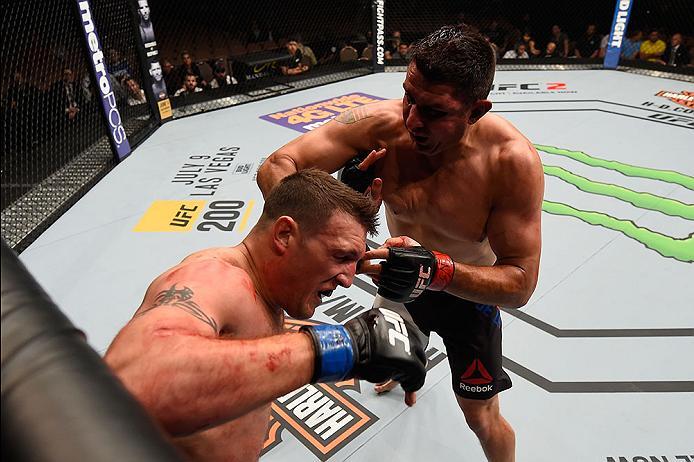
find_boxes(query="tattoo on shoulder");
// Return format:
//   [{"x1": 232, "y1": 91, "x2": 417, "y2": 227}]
[
  {"x1": 335, "y1": 106, "x2": 372, "y2": 124},
  {"x1": 136, "y1": 284, "x2": 219, "y2": 333}
]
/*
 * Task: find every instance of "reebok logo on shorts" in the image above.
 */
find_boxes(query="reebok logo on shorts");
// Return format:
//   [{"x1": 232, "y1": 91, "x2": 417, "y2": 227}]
[{"x1": 460, "y1": 358, "x2": 494, "y2": 393}]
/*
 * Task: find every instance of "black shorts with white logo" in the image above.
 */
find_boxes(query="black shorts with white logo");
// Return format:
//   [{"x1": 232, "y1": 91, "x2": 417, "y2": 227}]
[{"x1": 405, "y1": 290, "x2": 512, "y2": 400}]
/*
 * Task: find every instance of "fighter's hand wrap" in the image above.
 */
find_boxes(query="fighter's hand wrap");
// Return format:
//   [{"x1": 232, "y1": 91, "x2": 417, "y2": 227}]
[
  {"x1": 377, "y1": 247, "x2": 455, "y2": 303},
  {"x1": 338, "y1": 151, "x2": 375, "y2": 193},
  {"x1": 300, "y1": 308, "x2": 428, "y2": 392}
]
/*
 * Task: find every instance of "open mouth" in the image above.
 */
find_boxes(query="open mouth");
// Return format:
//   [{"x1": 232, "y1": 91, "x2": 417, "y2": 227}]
[
  {"x1": 409, "y1": 132, "x2": 428, "y2": 145},
  {"x1": 317, "y1": 289, "x2": 334, "y2": 300}
]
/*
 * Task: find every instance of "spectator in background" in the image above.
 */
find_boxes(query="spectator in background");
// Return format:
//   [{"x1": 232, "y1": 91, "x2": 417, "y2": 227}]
[
  {"x1": 639, "y1": 30, "x2": 666, "y2": 62},
  {"x1": 544, "y1": 41, "x2": 560, "y2": 58},
  {"x1": 392, "y1": 43, "x2": 410, "y2": 60},
  {"x1": 123, "y1": 77, "x2": 147, "y2": 106},
  {"x1": 482, "y1": 20, "x2": 505, "y2": 50},
  {"x1": 298, "y1": 41, "x2": 318, "y2": 67},
  {"x1": 621, "y1": 30, "x2": 643, "y2": 60},
  {"x1": 386, "y1": 30, "x2": 402, "y2": 55},
  {"x1": 174, "y1": 73, "x2": 203, "y2": 96},
  {"x1": 246, "y1": 19, "x2": 272, "y2": 44},
  {"x1": 108, "y1": 48, "x2": 132, "y2": 80},
  {"x1": 575, "y1": 24, "x2": 602, "y2": 58},
  {"x1": 318, "y1": 44, "x2": 339, "y2": 65},
  {"x1": 51, "y1": 67, "x2": 83, "y2": 125},
  {"x1": 280, "y1": 40, "x2": 309, "y2": 75},
  {"x1": 660, "y1": 33, "x2": 690, "y2": 67},
  {"x1": 599, "y1": 33, "x2": 609, "y2": 58},
  {"x1": 482, "y1": 35, "x2": 501, "y2": 60},
  {"x1": 208, "y1": 61, "x2": 237, "y2": 89},
  {"x1": 503, "y1": 42, "x2": 529, "y2": 59},
  {"x1": 160, "y1": 59, "x2": 178, "y2": 96},
  {"x1": 350, "y1": 32, "x2": 369, "y2": 57},
  {"x1": 521, "y1": 30, "x2": 541, "y2": 58},
  {"x1": 178, "y1": 51, "x2": 207, "y2": 89},
  {"x1": 80, "y1": 73, "x2": 93, "y2": 103},
  {"x1": 550, "y1": 25, "x2": 569, "y2": 57},
  {"x1": 5, "y1": 71, "x2": 40, "y2": 145},
  {"x1": 137, "y1": 0, "x2": 156, "y2": 44}
]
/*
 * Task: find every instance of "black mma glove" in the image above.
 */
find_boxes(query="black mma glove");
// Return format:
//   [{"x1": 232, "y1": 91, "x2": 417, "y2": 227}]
[
  {"x1": 338, "y1": 151, "x2": 376, "y2": 193},
  {"x1": 377, "y1": 246, "x2": 455, "y2": 303},
  {"x1": 300, "y1": 307, "x2": 428, "y2": 392}
]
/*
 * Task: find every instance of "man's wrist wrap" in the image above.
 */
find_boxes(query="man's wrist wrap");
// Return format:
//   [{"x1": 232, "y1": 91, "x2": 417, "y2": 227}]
[
  {"x1": 300, "y1": 325, "x2": 355, "y2": 382},
  {"x1": 430, "y1": 251, "x2": 455, "y2": 291}
]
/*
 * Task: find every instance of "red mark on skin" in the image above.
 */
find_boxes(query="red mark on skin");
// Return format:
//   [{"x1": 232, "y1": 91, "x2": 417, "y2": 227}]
[
  {"x1": 265, "y1": 348, "x2": 291, "y2": 372},
  {"x1": 241, "y1": 275, "x2": 257, "y2": 301}
]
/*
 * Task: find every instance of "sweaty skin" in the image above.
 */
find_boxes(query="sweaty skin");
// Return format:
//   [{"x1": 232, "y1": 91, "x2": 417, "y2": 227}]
[
  {"x1": 105, "y1": 211, "x2": 368, "y2": 462},
  {"x1": 258, "y1": 61, "x2": 540, "y2": 462},
  {"x1": 106, "y1": 247, "x2": 293, "y2": 461},
  {"x1": 258, "y1": 63, "x2": 544, "y2": 309}
]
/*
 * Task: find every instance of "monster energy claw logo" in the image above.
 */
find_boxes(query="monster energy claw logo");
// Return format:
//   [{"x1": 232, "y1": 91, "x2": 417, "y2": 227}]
[{"x1": 536, "y1": 145, "x2": 694, "y2": 263}]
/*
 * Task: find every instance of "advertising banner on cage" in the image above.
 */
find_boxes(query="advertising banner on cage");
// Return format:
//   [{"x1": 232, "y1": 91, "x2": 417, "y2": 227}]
[
  {"x1": 132, "y1": 0, "x2": 172, "y2": 121},
  {"x1": 604, "y1": 0, "x2": 634, "y2": 69},
  {"x1": 76, "y1": 0, "x2": 131, "y2": 160},
  {"x1": 372, "y1": 0, "x2": 385, "y2": 72}
]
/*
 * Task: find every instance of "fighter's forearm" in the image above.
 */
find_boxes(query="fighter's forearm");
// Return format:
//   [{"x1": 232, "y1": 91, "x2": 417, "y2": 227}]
[
  {"x1": 444, "y1": 262, "x2": 535, "y2": 309},
  {"x1": 109, "y1": 331, "x2": 314, "y2": 437},
  {"x1": 257, "y1": 152, "x2": 298, "y2": 197}
]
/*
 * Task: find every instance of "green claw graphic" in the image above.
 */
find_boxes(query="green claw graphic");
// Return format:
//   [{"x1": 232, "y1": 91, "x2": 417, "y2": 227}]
[
  {"x1": 535, "y1": 144, "x2": 694, "y2": 189},
  {"x1": 535, "y1": 145, "x2": 694, "y2": 263}
]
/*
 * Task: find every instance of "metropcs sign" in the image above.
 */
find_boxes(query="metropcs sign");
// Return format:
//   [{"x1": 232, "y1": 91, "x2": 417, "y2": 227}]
[{"x1": 77, "y1": 0, "x2": 130, "y2": 159}]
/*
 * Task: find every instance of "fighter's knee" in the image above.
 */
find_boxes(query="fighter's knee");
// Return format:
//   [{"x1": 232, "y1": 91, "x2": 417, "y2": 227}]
[
  {"x1": 458, "y1": 399, "x2": 500, "y2": 439},
  {"x1": 462, "y1": 407, "x2": 494, "y2": 439}
]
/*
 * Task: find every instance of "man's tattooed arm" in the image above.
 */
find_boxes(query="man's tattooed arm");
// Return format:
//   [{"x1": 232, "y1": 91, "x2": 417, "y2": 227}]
[
  {"x1": 136, "y1": 284, "x2": 219, "y2": 333},
  {"x1": 334, "y1": 106, "x2": 373, "y2": 124}
]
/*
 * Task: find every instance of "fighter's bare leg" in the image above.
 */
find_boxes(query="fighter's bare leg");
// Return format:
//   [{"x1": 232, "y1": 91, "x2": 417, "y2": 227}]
[{"x1": 455, "y1": 394, "x2": 515, "y2": 462}]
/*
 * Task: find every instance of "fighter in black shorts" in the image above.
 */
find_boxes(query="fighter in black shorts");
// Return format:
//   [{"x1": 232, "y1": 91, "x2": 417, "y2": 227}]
[
  {"x1": 405, "y1": 291, "x2": 512, "y2": 400},
  {"x1": 258, "y1": 25, "x2": 543, "y2": 462}
]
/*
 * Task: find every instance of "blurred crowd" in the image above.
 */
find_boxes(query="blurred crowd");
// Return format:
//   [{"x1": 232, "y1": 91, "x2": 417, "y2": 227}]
[{"x1": 3, "y1": 16, "x2": 692, "y2": 148}]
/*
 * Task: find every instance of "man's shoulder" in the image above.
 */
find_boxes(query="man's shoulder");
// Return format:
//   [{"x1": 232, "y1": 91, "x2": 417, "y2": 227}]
[
  {"x1": 156, "y1": 256, "x2": 256, "y2": 307},
  {"x1": 180, "y1": 249, "x2": 244, "y2": 273},
  {"x1": 362, "y1": 99, "x2": 404, "y2": 130},
  {"x1": 477, "y1": 114, "x2": 540, "y2": 173},
  {"x1": 332, "y1": 99, "x2": 403, "y2": 134},
  {"x1": 348, "y1": 99, "x2": 401, "y2": 119}
]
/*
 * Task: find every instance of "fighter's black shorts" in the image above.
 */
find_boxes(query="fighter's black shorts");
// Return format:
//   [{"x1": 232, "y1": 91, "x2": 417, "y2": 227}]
[{"x1": 405, "y1": 291, "x2": 512, "y2": 400}]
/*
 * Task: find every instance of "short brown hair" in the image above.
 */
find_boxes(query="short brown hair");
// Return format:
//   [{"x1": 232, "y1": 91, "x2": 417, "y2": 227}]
[
  {"x1": 409, "y1": 24, "x2": 496, "y2": 103},
  {"x1": 260, "y1": 169, "x2": 378, "y2": 235}
]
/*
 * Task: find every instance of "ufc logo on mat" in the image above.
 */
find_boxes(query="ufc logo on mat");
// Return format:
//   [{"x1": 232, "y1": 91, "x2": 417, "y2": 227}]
[
  {"x1": 410, "y1": 265, "x2": 431, "y2": 298},
  {"x1": 378, "y1": 308, "x2": 411, "y2": 355}
]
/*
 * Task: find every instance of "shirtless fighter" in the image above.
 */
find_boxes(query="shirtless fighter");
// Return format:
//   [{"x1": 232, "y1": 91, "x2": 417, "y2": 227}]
[
  {"x1": 257, "y1": 25, "x2": 544, "y2": 462},
  {"x1": 105, "y1": 169, "x2": 428, "y2": 461}
]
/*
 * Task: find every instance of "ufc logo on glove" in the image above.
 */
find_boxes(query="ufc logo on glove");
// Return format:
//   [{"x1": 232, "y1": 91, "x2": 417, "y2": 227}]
[
  {"x1": 410, "y1": 265, "x2": 432, "y2": 298},
  {"x1": 379, "y1": 308, "x2": 411, "y2": 355}
]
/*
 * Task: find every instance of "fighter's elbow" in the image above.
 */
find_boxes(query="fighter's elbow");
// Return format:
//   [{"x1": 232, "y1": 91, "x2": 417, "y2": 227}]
[
  {"x1": 507, "y1": 291, "x2": 531, "y2": 309},
  {"x1": 257, "y1": 152, "x2": 298, "y2": 196},
  {"x1": 505, "y1": 266, "x2": 537, "y2": 309}
]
